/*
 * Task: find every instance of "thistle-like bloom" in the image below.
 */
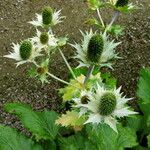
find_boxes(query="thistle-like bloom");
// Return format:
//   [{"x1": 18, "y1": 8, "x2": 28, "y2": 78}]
[
  {"x1": 72, "y1": 90, "x2": 93, "y2": 116},
  {"x1": 31, "y1": 29, "x2": 58, "y2": 52},
  {"x1": 109, "y1": 0, "x2": 135, "y2": 12},
  {"x1": 80, "y1": 84, "x2": 137, "y2": 132},
  {"x1": 70, "y1": 29, "x2": 120, "y2": 69},
  {"x1": 4, "y1": 40, "x2": 41, "y2": 66},
  {"x1": 29, "y1": 7, "x2": 65, "y2": 28}
]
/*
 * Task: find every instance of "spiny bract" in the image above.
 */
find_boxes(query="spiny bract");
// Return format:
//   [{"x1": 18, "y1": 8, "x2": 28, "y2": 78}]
[
  {"x1": 20, "y1": 40, "x2": 32, "y2": 60},
  {"x1": 115, "y1": 0, "x2": 129, "y2": 7},
  {"x1": 40, "y1": 32, "x2": 49, "y2": 44},
  {"x1": 99, "y1": 92, "x2": 117, "y2": 116},
  {"x1": 87, "y1": 34, "x2": 104, "y2": 64},
  {"x1": 42, "y1": 7, "x2": 53, "y2": 25}
]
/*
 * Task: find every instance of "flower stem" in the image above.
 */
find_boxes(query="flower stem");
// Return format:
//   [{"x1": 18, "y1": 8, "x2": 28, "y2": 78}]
[
  {"x1": 84, "y1": 65, "x2": 95, "y2": 84},
  {"x1": 47, "y1": 72, "x2": 78, "y2": 88},
  {"x1": 58, "y1": 48, "x2": 77, "y2": 79},
  {"x1": 97, "y1": 9, "x2": 105, "y2": 28},
  {"x1": 104, "y1": 11, "x2": 120, "y2": 33}
]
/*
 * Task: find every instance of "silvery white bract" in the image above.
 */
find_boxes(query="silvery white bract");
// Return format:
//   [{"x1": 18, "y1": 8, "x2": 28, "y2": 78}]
[
  {"x1": 70, "y1": 29, "x2": 121, "y2": 69},
  {"x1": 4, "y1": 41, "x2": 42, "y2": 67},
  {"x1": 79, "y1": 84, "x2": 137, "y2": 132},
  {"x1": 29, "y1": 9, "x2": 65, "y2": 28},
  {"x1": 31, "y1": 29, "x2": 58, "y2": 52},
  {"x1": 72, "y1": 90, "x2": 93, "y2": 116}
]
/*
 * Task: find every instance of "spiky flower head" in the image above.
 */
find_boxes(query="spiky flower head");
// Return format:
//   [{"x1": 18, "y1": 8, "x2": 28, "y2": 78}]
[
  {"x1": 42, "y1": 7, "x2": 53, "y2": 25},
  {"x1": 87, "y1": 34, "x2": 104, "y2": 64},
  {"x1": 40, "y1": 32, "x2": 49, "y2": 44},
  {"x1": 70, "y1": 29, "x2": 120, "y2": 69},
  {"x1": 115, "y1": 0, "x2": 129, "y2": 7},
  {"x1": 99, "y1": 92, "x2": 116, "y2": 116},
  {"x1": 79, "y1": 84, "x2": 138, "y2": 132},
  {"x1": 20, "y1": 40, "x2": 32, "y2": 60}
]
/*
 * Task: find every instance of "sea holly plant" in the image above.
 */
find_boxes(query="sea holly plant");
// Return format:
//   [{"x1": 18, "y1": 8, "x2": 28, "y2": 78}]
[{"x1": 2, "y1": 1, "x2": 148, "y2": 149}]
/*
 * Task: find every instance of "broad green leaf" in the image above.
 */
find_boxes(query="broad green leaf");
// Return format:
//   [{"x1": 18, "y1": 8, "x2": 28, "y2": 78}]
[
  {"x1": 86, "y1": 124, "x2": 137, "y2": 150},
  {"x1": 55, "y1": 111, "x2": 86, "y2": 128},
  {"x1": 58, "y1": 133, "x2": 96, "y2": 150},
  {"x1": 0, "y1": 125, "x2": 43, "y2": 150},
  {"x1": 137, "y1": 68, "x2": 150, "y2": 104},
  {"x1": 4, "y1": 103, "x2": 59, "y2": 141}
]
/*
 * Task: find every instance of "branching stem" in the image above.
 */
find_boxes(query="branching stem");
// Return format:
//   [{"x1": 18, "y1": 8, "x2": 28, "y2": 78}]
[
  {"x1": 84, "y1": 65, "x2": 95, "y2": 84},
  {"x1": 58, "y1": 48, "x2": 77, "y2": 80},
  {"x1": 97, "y1": 9, "x2": 105, "y2": 28}
]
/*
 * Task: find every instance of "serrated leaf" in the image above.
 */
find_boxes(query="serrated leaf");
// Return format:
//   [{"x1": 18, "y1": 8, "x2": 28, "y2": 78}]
[
  {"x1": 137, "y1": 68, "x2": 150, "y2": 104},
  {"x1": 86, "y1": 124, "x2": 137, "y2": 150},
  {"x1": 59, "y1": 74, "x2": 86, "y2": 102},
  {"x1": 55, "y1": 111, "x2": 86, "y2": 127},
  {"x1": 4, "y1": 103, "x2": 59, "y2": 141},
  {"x1": 108, "y1": 25, "x2": 124, "y2": 37},
  {"x1": 0, "y1": 125, "x2": 43, "y2": 150}
]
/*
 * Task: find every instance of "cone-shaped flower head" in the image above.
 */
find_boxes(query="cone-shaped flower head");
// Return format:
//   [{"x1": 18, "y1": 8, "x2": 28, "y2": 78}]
[
  {"x1": 19, "y1": 40, "x2": 32, "y2": 60},
  {"x1": 115, "y1": 0, "x2": 129, "y2": 7},
  {"x1": 40, "y1": 32, "x2": 49, "y2": 44},
  {"x1": 87, "y1": 34, "x2": 104, "y2": 64},
  {"x1": 79, "y1": 84, "x2": 138, "y2": 132},
  {"x1": 70, "y1": 29, "x2": 121, "y2": 69},
  {"x1": 42, "y1": 7, "x2": 53, "y2": 25},
  {"x1": 99, "y1": 92, "x2": 117, "y2": 116}
]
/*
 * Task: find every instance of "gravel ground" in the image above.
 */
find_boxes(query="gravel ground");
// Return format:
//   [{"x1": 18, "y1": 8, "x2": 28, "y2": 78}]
[{"x1": 0, "y1": 0, "x2": 150, "y2": 131}]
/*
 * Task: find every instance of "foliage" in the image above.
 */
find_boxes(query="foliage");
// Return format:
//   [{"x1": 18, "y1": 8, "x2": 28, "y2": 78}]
[
  {"x1": 4, "y1": 103, "x2": 59, "y2": 141},
  {"x1": 0, "y1": 125, "x2": 43, "y2": 150}
]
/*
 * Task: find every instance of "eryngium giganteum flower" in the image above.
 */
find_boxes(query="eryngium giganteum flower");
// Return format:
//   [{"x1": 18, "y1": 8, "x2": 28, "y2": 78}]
[
  {"x1": 70, "y1": 29, "x2": 121, "y2": 69},
  {"x1": 79, "y1": 84, "x2": 138, "y2": 132},
  {"x1": 4, "y1": 40, "x2": 42, "y2": 67},
  {"x1": 29, "y1": 6, "x2": 65, "y2": 28}
]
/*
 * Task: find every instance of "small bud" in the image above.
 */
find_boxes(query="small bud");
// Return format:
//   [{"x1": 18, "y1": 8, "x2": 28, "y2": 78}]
[
  {"x1": 40, "y1": 32, "x2": 49, "y2": 44},
  {"x1": 42, "y1": 7, "x2": 53, "y2": 25},
  {"x1": 87, "y1": 34, "x2": 104, "y2": 63},
  {"x1": 81, "y1": 95, "x2": 90, "y2": 104},
  {"x1": 115, "y1": 0, "x2": 129, "y2": 7},
  {"x1": 20, "y1": 40, "x2": 32, "y2": 60},
  {"x1": 37, "y1": 67, "x2": 46, "y2": 75},
  {"x1": 99, "y1": 92, "x2": 116, "y2": 116}
]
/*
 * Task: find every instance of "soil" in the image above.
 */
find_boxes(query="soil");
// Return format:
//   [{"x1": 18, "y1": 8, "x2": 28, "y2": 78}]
[{"x1": 0, "y1": 0, "x2": 150, "y2": 132}]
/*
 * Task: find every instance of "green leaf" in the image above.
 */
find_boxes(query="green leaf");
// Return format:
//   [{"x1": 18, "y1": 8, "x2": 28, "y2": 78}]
[
  {"x1": 0, "y1": 125, "x2": 43, "y2": 150},
  {"x1": 86, "y1": 124, "x2": 137, "y2": 150},
  {"x1": 58, "y1": 133, "x2": 96, "y2": 150},
  {"x1": 101, "y1": 73, "x2": 117, "y2": 89},
  {"x1": 108, "y1": 25, "x2": 124, "y2": 37},
  {"x1": 126, "y1": 115, "x2": 143, "y2": 131},
  {"x1": 137, "y1": 68, "x2": 150, "y2": 104},
  {"x1": 55, "y1": 111, "x2": 86, "y2": 127},
  {"x1": 4, "y1": 103, "x2": 59, "y2": 141},
  {"x1": 87, "y1": 0, "x2": 101, "y2": 10}
]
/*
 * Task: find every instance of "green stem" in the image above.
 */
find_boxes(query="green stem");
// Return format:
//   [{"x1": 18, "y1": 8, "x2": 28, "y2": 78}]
[
  {"x1": 47, "y1": 72, "x2": 78, "y2": 88},
  {"x1": 104, "y1": 11, "x2": 120, "y2": 33},
  {"x1": 58, "y1": 48, "x2": 77, "y2": 79},
  {"x1": 96, "y1": 9, "x2": 105, "y2": 28},
  {"x1": 84, "y1": 65, "x2": 95, "y2": 84}
]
